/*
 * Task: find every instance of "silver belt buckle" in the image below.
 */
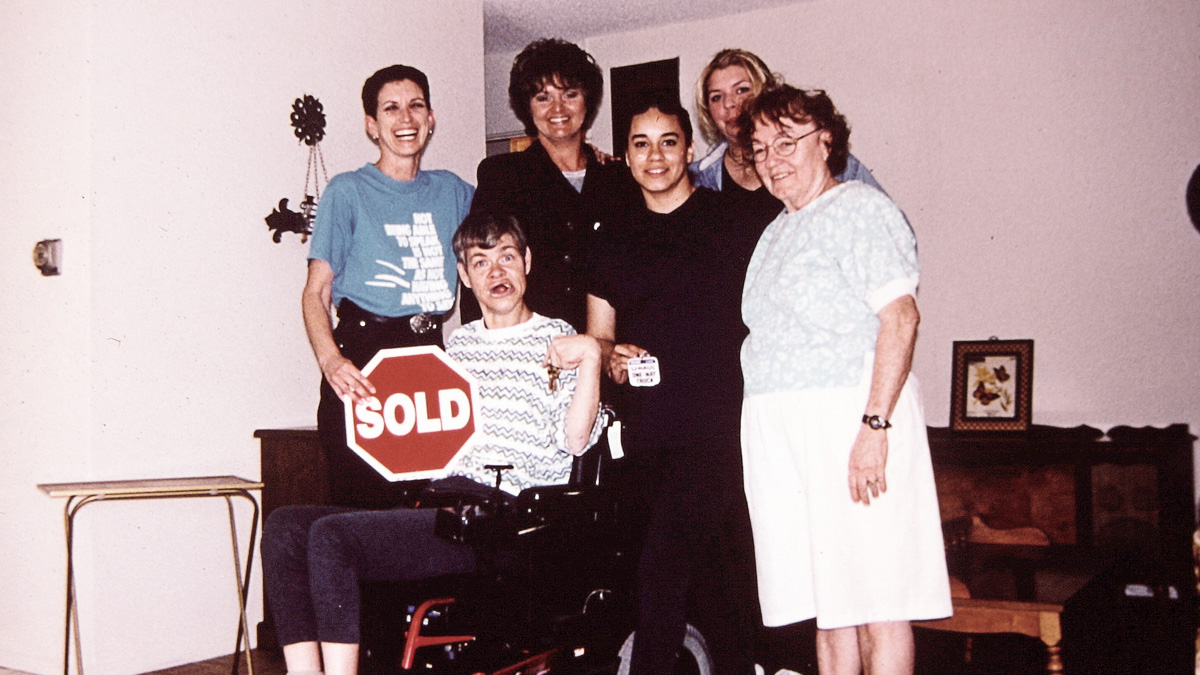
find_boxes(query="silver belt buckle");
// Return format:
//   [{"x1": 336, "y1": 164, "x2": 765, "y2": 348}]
[{"x1": 409, "y1": 313, "x2": 437, "y2": 334}]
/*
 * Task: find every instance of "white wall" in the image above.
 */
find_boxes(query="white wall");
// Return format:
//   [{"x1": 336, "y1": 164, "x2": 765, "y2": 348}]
[
  {"x1": 0, "y1": 1, "x2": 484, "y2": 673},
  {"x1": 0, "y1": 2, "x2": 95, "y2": 670},
  {"x1": 485, "y1": 49, "x2": 524, "y2": 140},
  {"x1": 577, "y1": 0, "x2": 1200, "y2": 443}
]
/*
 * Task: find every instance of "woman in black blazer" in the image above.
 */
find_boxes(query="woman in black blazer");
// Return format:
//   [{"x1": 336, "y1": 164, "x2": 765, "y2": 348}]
[{"x1": 465, "y1": 38, "x2": 633, "y2": 333}]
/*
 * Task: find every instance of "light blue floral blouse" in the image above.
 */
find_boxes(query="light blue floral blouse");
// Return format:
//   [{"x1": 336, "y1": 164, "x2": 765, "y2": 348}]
[{"x1": 741, "y1": 181, "x2": 919, "y2": 396}]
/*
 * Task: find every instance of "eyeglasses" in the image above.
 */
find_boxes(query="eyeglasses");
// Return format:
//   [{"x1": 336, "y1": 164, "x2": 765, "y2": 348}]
[{"x1": 750, "y1": 127, "x2": 822, "y2": 163}]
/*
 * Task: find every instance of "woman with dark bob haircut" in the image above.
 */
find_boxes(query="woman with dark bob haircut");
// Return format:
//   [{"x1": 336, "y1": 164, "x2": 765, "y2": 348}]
[
  {"x1": 465, "y1": 38, "x2": 633, "y2": 333},
  {"x1": 738, "y1": 84, "x2": 952, "y2": 675},
  {"x1": 301, "y1": 63, "x2": 473, "y2": 510},
  {"x1": 264, "y1": 63, "x2": 475, "y2": 675}
]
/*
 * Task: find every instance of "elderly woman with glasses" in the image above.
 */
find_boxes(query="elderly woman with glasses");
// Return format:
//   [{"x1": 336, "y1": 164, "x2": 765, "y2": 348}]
[{"x1": 737, "y1": 84, "x2": 951, "y2": 675}]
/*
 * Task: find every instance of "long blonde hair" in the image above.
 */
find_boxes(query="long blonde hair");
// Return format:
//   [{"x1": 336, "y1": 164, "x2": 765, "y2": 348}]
[{"x1": 694, "y1": 48, "x2": 777, "y2": 145}]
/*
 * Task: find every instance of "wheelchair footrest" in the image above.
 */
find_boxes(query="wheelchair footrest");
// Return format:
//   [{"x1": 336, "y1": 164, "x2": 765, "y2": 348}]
[{"x1": 400, "y1": 597, "x2": 476, "y2": 670}]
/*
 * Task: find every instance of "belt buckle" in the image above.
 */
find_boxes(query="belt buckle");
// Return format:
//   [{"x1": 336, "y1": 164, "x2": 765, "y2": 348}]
[{"x1": 409, "y1": 313, "x2": 437, "y2": 334}]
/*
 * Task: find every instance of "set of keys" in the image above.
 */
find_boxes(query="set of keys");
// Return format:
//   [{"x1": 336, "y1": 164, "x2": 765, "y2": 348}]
[{"x1": 546, "y1": 364, "x2": 560, "y2": 392}]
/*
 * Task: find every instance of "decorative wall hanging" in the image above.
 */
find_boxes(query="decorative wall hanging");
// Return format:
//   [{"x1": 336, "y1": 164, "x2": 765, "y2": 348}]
[
  {"x1": 265, "y1": 94, "x2": 328, "y2": 243},
  {"x1": 949, "y1": 337, "x2": 1034, "y2": 432}
]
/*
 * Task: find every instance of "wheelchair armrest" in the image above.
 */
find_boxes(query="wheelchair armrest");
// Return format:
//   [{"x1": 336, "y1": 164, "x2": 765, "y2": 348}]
[
  {"x1": 568, "y1": 405, "x2": 617, "y2": 488},
  {"x1": 569, "y1": 445, "x2": 604, "y2": 487},
  {"x1": 435, "y1": 407, "x2": 617, "y2": 548},
  {"x1": 436, "y1": 481, "x2": 613, "y2": 547}
]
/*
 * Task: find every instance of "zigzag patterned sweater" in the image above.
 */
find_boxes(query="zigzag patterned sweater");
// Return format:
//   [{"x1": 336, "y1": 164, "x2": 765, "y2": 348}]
[{"x1": 444, "y1": 313, "x2": 602, "y2": 495}]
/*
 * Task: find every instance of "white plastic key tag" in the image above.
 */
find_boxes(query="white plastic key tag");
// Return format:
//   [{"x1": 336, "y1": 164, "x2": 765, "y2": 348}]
[{"x1": 627, "y1": 356, "x2": 661, "y2": 387}]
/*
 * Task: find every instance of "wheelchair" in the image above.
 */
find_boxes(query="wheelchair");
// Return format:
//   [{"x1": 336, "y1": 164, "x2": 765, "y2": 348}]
[{"x1": 357, "y1": 412, "x2": 717, "y2": 675}]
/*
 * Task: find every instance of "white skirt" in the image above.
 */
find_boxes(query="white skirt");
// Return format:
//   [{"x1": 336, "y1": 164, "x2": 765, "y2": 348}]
[{"x1": 741, "y1": 362, "x2": 952, "y2": 629}]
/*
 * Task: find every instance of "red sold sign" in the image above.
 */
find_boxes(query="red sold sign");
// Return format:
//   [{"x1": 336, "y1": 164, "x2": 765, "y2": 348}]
[{"x1": 343, "y1": 346, "x2": 479, "y2": 481}]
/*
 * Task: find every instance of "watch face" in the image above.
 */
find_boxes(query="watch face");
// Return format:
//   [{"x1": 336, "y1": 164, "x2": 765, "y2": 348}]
[{"x1": 863, "y1": 415, "x2": 888, "y2": 429}]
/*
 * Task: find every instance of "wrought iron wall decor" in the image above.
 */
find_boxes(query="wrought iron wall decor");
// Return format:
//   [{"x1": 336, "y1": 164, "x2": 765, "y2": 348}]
[{"x1": 265, "y1": 94, "x2": 328, "y2": 243}]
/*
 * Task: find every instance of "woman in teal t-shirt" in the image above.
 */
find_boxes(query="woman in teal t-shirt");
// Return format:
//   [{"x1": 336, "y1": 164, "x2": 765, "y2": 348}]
[{"x1": 301, "y1": 65, "x2": 473, "y2": 508}]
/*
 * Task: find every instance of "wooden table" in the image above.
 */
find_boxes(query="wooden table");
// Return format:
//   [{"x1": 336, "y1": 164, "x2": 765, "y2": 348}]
[
  {"x1": 916, "y1": 596, "x2": 1065, "y2": 673},
  {"x1": 914, "y1": 541, "x2": 1114, "y2": 673},
  {"x1": 39, "y1": 476, "x2": 264, "y2": 675}
]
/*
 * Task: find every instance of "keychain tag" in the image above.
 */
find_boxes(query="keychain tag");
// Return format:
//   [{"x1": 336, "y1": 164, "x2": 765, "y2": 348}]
[{"x1": 628, "y1": 356, "x2": 661, "y2": 387}]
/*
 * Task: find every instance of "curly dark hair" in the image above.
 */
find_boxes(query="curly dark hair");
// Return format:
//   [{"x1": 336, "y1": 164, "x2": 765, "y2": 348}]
[
  {"x1": 737, "y1": 85, "x2": 850, "y2": 177},
  {"x1": 362, "y1": 64, "x2": 430, "y2": 117},
  {"x1": 508, "y1": 38, "x2": 604, "y2": 138}
]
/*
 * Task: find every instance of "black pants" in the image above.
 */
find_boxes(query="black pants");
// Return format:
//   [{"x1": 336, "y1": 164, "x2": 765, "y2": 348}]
[
  {"x1": 317, "y1": 301, "x2": 442, "y2": 508},
  {"x1": 261, "y1": 504, "x2": 476, "y2": 645},
  {"x1": 623, "y1": 442, "x2": 759, "y2": 675}
]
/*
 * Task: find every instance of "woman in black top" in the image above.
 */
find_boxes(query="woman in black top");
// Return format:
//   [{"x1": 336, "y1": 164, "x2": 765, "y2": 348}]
[
  {"x1": 589, "y1": 95, "x2": 768, "y2": 675},
  {"x1": 467, "y1": 38, "x2": 633, "y2": 332}
]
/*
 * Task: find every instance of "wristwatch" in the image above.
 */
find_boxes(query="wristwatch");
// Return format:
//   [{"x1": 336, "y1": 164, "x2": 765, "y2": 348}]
[{"x1": 862, "y1": 414, "x2": 892, "y2": 430}]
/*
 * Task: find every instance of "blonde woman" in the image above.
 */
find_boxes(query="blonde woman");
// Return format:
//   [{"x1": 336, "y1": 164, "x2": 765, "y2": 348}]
[{"x1": 690, "y1": 48, "x2": 883, "y2": 194}]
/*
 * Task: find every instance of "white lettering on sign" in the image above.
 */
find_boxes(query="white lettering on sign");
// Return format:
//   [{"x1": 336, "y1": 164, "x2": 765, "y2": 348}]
[
  {"x1": 384, "y1": 394, "x2": 417, "y2": 436},
  {"x1": 354, "y1": 388, "x2": 471, "y2": 437},
  {"x1": 414, "y1": 392, "x2": 440, "y2": 433},
  {"x1": 438, "y1": 388, "x2": 471, "y2": 431},
  {"x1": 354, "y1": 398, "x2": 385, "y2": 439}
]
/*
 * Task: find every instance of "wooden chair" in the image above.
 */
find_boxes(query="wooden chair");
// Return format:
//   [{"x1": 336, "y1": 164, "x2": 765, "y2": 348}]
[
  {"x1": 917, "y1": 524, "x2": 1064, "y2": 673},
  {"x1": 967, "y1": 515, "x2": 1050, "y2": 546}
]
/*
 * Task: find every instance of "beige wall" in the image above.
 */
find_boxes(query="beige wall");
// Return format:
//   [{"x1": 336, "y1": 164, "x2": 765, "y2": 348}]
[
  {"x1": 0, "y1": 0, "x2": 484, "y2": 672},
  {"x1": 5, "y1": 0, "x2": 1198, "y2": 671},
  {"x1": 576, "y1": 0, "x2": 1200, "y2": 438}
]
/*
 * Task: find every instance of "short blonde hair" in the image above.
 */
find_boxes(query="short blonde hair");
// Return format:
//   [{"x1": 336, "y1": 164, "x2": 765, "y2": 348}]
[{"x1": 694, "y1": 49, "x2": 777, "y2": 145}]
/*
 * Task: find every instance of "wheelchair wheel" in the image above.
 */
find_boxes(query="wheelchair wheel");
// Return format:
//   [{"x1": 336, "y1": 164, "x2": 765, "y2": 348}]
[{"x1": 616, "y1": 623, "x2": 713, "y2": 675}]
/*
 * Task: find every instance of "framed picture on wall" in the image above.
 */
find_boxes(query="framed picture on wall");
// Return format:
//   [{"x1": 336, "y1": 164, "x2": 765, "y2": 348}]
[{"x1": 950, "y1": 338, "x2": 1034, "y2": 431}]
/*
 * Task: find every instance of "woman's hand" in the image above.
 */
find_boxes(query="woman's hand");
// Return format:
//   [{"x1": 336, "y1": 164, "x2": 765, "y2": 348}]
[
  {"x1": 848, "y1": 426, "x2": 889, "y2": 505},
  {"x1": 585, "y1": 294, "x2": 644, "y2": 384},
  {"x1": 320, "y1": 354, "x2": 376, "y2": 405},
  {"x1": 588, "y1": 142, "x2": 621, "y2": 165},
  {"x1": 302, "y1": 259, "x2": 376, "y2": 405},
  {"x1": 848, "y1": 294, "x2": 919, "y2": 505},
  {"x1": 606, "y1": 343, "x2": 647, "y2": 384}
]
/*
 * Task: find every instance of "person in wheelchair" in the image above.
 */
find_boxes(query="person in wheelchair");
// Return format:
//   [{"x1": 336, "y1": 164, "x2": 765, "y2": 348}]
[{"x1": 262, "y1": 212, "x2": 606, "y2": 675}]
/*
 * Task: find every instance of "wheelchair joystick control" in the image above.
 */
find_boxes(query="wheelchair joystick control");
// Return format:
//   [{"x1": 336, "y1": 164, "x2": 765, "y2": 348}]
[{"x1": 483, "y1": 464, "x2": 514, "y2": 491}]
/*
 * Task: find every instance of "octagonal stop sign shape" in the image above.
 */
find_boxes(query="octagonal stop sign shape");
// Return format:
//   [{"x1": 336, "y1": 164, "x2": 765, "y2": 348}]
[{"x1": 343, "y1": 345, "x2": 479, "y2": 481}]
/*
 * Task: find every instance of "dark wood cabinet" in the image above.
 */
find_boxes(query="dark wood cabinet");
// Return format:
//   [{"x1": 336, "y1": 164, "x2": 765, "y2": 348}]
[
  {"x1": 254, "y1": 427, "x2": 324, "y2": 649},
  {"x1": 255, "y1": 427, "x2": 328, "y2": 516},
  {"x1": 927, "y1": 424, "x2": 1195, "y2": 576},
  {"x1": 256, "y1": 424, "x2": 1196, "y2": 571}
]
